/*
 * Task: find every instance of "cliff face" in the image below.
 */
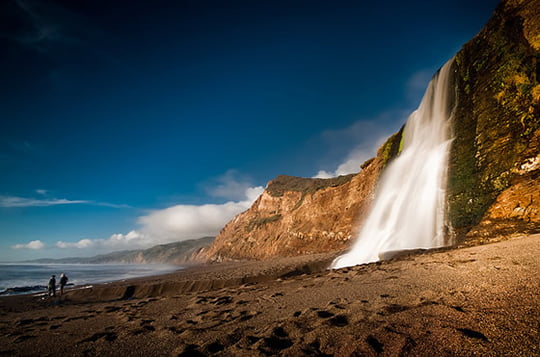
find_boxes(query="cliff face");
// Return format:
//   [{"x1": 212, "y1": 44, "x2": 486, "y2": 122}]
[
  {"x1": 206, "y1": 131, "x2": 403, "y2": 261},
  {"x1": 448, "y1": 0, "x2": 540, "y2": 242},
  {"x1": 206, "y1": 0, "x2": 540, "y2": 261}
]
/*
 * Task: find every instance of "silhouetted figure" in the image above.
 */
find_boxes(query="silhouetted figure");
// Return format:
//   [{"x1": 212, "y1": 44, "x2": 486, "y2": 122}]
[
  {"x1": 59, "y1": 273, "x2": 68, "y2": 296},
  {"x1": 48, "y1": 275, "x2": 56, "y2": 297}
]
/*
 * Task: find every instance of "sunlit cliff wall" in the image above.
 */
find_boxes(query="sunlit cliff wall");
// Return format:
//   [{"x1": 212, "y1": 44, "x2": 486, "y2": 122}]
[
  {"x1": 205, "y1": 0, "x2": 540, "y2": 261},
  {"x1": 448, "y1": 0, "x2": 540, "y2": 243}
]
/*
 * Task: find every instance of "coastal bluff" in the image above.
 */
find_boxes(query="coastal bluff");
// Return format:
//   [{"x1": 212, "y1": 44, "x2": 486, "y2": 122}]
[
  {"x1": 205, "y1": 0, "x2": 540, "y2": 262},
  {"x1": 205, "y1": 131, "x2": 400, "y2": 261}
]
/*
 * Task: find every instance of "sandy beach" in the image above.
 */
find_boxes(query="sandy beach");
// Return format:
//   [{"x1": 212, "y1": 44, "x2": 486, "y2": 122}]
[{"x1": 1, "y1": 234, "x2": 539, "y2": 356}]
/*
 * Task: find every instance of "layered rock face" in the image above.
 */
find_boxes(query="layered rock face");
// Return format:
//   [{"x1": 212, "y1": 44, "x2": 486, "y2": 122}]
[
  {"x1": 205, "y1": 132, "x2": 403, "y2": 261},
  {"x1": 206, "y1": 0, "x2": 539, "y2": 261},
  {"x1": 448, "y1": 0, "x2": 540, "y2": 242}
]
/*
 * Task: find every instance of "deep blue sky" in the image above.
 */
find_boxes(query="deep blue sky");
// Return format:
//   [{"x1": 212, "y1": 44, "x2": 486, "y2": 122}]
[{"x1": 0, "y1": 0, "x2": 499, "y2": 260}]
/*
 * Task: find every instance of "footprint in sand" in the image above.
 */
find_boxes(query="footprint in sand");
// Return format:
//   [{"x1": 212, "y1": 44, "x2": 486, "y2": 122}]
[
  {"x1": 367, "y1": 336, "x2": 384, "y2": 353},
  {"x1": 79, "y1": 331, "x2": 117, "y2": 343},
  {"x1": 205, "y1": 341, "x2": 225, "y2": 354},
  {"x1": 379, "y1": 304, "x2": 410, "y2": 315},
  {"x1": 211, "y1": 296, "x2": 234, "y2": 305},
  {"x1": 14, "y1": 335, "x2": 36, "y2": 343},
  {"x1": 302, "y1": 339, "x2": 332, "y2": 356},
  {"x1": 104, "y1": 306, "x2": 122, "y2": 313},
  {"x1": 457, "y1": 328, "x2": 489, "y2": 341},
  {"x1": 328, "y1": 315, "x2": 349, "y2": 327},
  {"x1": 139, "y1": 319, "x2": 155, "y2": 331},
  {"x1": 317, "y1": 310, "x2": 334, "y2": 318},
  {"x1": 15, "y1": 317, "x2": 49, "y2": 327},
  {"x1": 258, "y1": 326, "x2": 294, "y2": 355},
  {"x1": 328, "y1": 299, "x2": 347, "y2": 310},
  {"x1": 63, "y1": 315, "x2": 96, "y2": 322},
  {"x1": 175, "y1": 344, "x2": 205, "y2": 357},
  {"x1": 166, "y1": 326, "x2": 184, "y2": 334}
]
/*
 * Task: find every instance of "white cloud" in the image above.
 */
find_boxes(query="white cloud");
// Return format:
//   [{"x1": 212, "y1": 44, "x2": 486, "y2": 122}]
[
  {"x1": 0, "y1": 194, "x2": 129, "y2": 209},
  {"x1": 314, "y1": 111, "x2": 408, "y2": 178},
  {"x1": 315, "y1": 68, "x2": 437, "y2": 179},
  {"x1": 94, "y1": 202, "x2": 132, "y2": 209},
  {"x1": 56, "y1": 238, "x2": 95, "y2": 249},
  {"x1": 314, "y1": 147, "x2": 378, "y2": 178},
  {"x1": 136, "y1": 185, "x2": 264, "y2": 244},
  {"x1": 103, "y1": 231, "x2": 147, "y2": 247},
  {"x1": 244, "y1": 186, "x2": 264, "y2": 202},
  {"x1": 12, "y1": 240, "x2": 45, "y2": 249},
  {"x1": 315, "y1": 69, "x2": 438, "y2": 180},
  {"x1": 55, "y1": 185, "x2": 265, "y2": 252},
  {"x1": 55, "y1": 232, "x2": 148, "y2": 250},
  {"x1": 139, "y1": 201, "x2": 252, "y2": 240},
  {"x1": 203, "y1": 170, "x2": 255, "y2": 201},
  {"x1": 0, "y1": 195, "x2": 88, "y2": 207}
]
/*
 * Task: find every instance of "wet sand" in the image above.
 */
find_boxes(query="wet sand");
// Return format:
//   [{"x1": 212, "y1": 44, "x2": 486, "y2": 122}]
[{"x1": 1, "y1": 234, "x2": 539, "y2": 356}]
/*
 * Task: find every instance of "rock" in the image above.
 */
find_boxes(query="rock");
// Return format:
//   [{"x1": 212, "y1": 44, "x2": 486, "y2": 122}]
[
  {"x1": 448, "y1": 0, "x2": 540, "y2": 242},
  {"x1": 205, "y1": 0, "x2": 540, "y2": 261},
  {"x1": 205, "y1": 132, "x2": 404, "y2": 261}
]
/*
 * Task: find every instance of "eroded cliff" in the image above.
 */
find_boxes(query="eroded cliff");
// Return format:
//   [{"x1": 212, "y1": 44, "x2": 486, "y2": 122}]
[
  {"x1": 205, "y1": 131, "x2": 403, "y2": 261},
  {"x1": 448, "y1": 0, "x2": 540, "y2": 242},
  {"x1": 206, "y1": 0, "x2": 540, "y2": 261}
]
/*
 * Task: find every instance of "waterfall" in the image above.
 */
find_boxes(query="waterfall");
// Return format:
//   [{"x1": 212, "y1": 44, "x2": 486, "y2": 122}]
[{"x1": 332, "y1": 58, "x2": 456, "y2": 269}]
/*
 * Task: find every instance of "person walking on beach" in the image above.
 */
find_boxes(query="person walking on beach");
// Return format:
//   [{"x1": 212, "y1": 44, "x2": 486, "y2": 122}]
[
  {"x1": 48, "y1": 275, "x2": 56, "y2": 297},
  {"x1": 59, "y1": 273, "x2": 68, "y2": 296}
]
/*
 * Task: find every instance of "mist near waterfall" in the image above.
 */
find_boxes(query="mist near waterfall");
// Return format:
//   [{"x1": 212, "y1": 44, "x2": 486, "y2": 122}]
[{"x1": 332, "y1": 58, "x2": 456, "y2": 269}]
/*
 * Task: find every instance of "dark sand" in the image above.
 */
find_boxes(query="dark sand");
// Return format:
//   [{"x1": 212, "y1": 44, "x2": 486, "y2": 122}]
[{"x1": 1, "y1": 234, "x2": 539, "y2": 356}]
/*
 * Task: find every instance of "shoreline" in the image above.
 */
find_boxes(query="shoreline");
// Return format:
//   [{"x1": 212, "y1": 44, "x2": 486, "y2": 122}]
[
  {"x1": 0, "y1": 263, "x2": 183, "y2": 298},
  {"x1": 0, "y1": 252, "x2": 337, "y2": 309},
  {"x1": 1, "y1": 234, "x2": 538, "y2": 355}
]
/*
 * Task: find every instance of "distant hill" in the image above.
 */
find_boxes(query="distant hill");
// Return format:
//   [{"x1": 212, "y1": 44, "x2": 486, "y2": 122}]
[{"x1": 28, "y1": 237, "x2": 214, "y2": 265}]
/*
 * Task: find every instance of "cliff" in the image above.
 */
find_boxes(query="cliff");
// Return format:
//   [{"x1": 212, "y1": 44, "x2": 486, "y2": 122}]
[
  {"x1": 448, "y1": 0, "x2": 540, "y2": 243},
  {"x1": 206, "y1": 0, "x2": 539, "y2": 261},
  {"x1": 205, "y1": 131, "x2": 403, "y2": 261}
]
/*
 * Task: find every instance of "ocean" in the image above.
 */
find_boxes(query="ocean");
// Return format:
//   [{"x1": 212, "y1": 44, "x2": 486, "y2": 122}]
[{"x1": 0, "y1": 263, "x2": 179, "y2": 296}]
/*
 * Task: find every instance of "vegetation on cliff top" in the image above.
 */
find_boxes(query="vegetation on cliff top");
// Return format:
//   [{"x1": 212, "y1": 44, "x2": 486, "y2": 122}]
[{"x1": 266, "y1": 174, "x2": 355, "y2": 197}]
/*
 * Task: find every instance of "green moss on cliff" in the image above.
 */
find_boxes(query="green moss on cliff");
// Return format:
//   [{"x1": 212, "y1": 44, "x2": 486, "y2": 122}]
[
  {"x1": 380, "y1": 125, "x2": 405, "y2": 167},
  {"x1": 448, "y1": 0, "x2": 540, "y2": 237}
]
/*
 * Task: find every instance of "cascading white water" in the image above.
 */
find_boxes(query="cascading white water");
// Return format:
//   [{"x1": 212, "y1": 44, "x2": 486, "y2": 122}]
[{"x1": 332, "y1": 58, "x2": 456, "y2": 269}]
